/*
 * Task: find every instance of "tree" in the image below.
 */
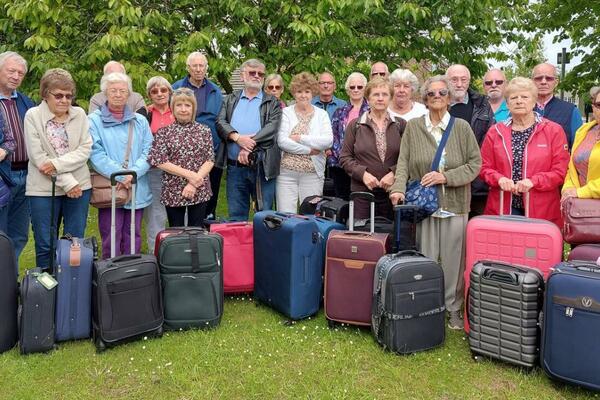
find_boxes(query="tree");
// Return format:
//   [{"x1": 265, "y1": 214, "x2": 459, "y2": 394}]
[{"x1": 1, "y1": 0, "x2": 530, "y2": 107}]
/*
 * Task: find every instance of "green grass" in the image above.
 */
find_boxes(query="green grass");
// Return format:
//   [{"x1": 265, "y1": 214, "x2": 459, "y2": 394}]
[{"x1": 1, "y1": 181, "x2": 597, "y2": 399}]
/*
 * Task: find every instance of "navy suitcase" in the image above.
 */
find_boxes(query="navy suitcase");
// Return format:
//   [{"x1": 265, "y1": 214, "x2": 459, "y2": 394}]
[
  {"x1": 55, "y1": 235, "x2": 95, "y2": 341},
  {"x1": 19, "y1": 268, "x2": 57, "y2": 354},
  {"x1": 253, "y1": 211, "x2": 323, "y2": 320},
  {"x1": 541, "y1": 261, "x2": 600, "y2": 391},
  {"x1": 0, "y1": 231, "x2": 18, "y2": 353}
]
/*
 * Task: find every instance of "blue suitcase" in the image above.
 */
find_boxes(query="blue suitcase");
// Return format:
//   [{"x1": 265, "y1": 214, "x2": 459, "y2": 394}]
[
  {"x1": 306, "y1": 216, "x2": 345, "y2": 256},
  {"x1": 541, "y1": 261, "x2": 600, "y2": 391},
  {"x1": 253, "y1": 211, "x2": 323, "y2": 320},
  {"x1": 55, "y1": 235, "x2": 96, "y2": 341}
]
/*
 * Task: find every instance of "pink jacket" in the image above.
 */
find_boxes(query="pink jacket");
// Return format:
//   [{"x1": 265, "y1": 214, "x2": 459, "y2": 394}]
[{"x1": 479, "y1": 118, "x2": 569, "y2": 227}]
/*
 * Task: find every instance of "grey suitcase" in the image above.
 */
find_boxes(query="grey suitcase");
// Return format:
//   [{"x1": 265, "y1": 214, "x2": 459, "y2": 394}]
[
  {"x1": 19, "y1": 268, "x2": 57, "y2": 354},
  {"x1": 371, "y1": 250, "x2": 445, "y2": 354},
  {"x1": 468, "y1": 260, "x2": 543, "y2": 368}
]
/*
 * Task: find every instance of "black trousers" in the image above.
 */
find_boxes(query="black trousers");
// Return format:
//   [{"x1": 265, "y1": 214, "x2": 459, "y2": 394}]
[
  {"x1": 166, "y1": 202, "x2": 207, "y2": 227},
  {"x1": 329, "y1": 165, "x2": 351, "y2": 201},
  {"x1": 205, "y1": 167, "x2": 224, "y2": 219}
]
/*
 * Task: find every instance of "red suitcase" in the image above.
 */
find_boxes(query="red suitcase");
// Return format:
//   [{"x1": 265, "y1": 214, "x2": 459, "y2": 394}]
[
  {"x1": 464, "y1": 192, "x2": 563, "y2": 332},
  {"x1": 568, "y1": 244, "x2": 600, "y2": 262},
  {"x1": 208, "y1": 222, "x2": 254, "y2": 294},
  {"x1": 324, "y1": 192, "x2": 390, "y2": 326}
]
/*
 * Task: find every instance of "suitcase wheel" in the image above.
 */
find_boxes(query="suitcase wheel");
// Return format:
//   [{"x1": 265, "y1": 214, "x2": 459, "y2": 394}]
[
  {"x1": 326, "y1": 319, "x2": 338, "y2": 329},
  {"x1": 95, "y1": 338, "x2": 107, "y2": 353},
  {"x1": 156, "y1": 325, "x2": 164, "y2": 337}
]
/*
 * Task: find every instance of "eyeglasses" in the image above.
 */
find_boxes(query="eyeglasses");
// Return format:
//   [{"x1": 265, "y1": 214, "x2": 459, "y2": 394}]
[
  {"x1": 48, "y1": 92, "x2": 73, "y2": 100},
  {"x1": 107, "y1": 88, "x2": 128, "y2": 96},
  {"x1": 188, "y1": 63, "x2": 207, "y2": 70},
  {"x1": 426, "y1": 89, "x2": 449, "y2": 97},
  {"x1": 484, "y1": 79, "x2": 505, "y2": 86},
  {"x1": 533, "y1": 75, "x2": 556, "y2": 82},
  {"x1": 246, "y1": 70, "x2": 265, "y2": 78},
  {"x1": 267, "y1": 85, "x2": 282, "y2": 90},
  {"x1": 349, "y1": 85, "x2": 364, "y2": 90},
  {"x1": 371, "y1": 72, "x2": 386, "y2": 77},
  {"x1": 150, "y1": 87, "x2": 170, "y2": 95},
  {"x1": 319, "y1": 81, "x2": 334, "y2": 86},
  {"x1": 592, "y1": 102, "x2": 600, "y2": 109}
]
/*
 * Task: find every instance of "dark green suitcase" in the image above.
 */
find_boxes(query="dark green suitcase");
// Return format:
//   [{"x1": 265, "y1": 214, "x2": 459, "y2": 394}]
[{"x1": 157, "y1": 228, "x2": 223, "y2": 330}]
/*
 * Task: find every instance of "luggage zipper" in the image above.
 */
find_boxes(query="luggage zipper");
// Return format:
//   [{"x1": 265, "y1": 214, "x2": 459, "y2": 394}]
[{"x1": 565, "y1": 307, "x2": 574, "y2": 318}]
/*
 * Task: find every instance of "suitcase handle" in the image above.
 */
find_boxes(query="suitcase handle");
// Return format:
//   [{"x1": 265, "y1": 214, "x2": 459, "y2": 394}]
[
  {"x1": 478, "y1": 260, "x2": 537, "y2": 276},
  {"x1": 110, "y1": 170, "x2": 138, "y2": 186},
  {"x1": 349, "y1": 191, "x2": 375, "y2": 233},
  {"x1": 483, "y1": 269, "x2": 519, "y2": 285},
  {"x1": 393, "y1": 250, "x2": 424, "y2": 258},
  {"x1": 110, "y1": 254, "x2": 143, "y2": 263},
  {"x1": 569, "y1": 261, "x2": 600, "y2": 272},
  {"x1": 263, "y1": 215, "x2": 283, "y2": 230}
]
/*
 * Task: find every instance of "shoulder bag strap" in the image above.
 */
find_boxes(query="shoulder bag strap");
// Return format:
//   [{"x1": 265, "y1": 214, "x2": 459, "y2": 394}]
[
  {"x1": 122, "y1": 120, "x2": 134, "y2": 169},
  {"x1": 430, "y1": 116, "x2": 455, "y2": 171}
]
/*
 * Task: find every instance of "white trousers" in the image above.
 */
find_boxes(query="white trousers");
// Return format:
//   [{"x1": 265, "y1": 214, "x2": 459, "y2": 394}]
[{"x1": 276, "y1": 169, "x2": 324, "y2": 213}]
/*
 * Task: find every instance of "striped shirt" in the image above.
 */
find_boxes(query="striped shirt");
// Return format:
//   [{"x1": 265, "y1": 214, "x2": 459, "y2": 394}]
[{"x1": 0, "y1": 98, "x2": 27, "y2": 163}]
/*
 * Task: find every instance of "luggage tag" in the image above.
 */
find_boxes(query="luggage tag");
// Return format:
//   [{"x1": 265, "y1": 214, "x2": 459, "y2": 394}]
[
  {"x1": 37, "y1": 272, "x2": 58, "y2": 291},
  {"x1": 69, "y1": 238, "x2": 81, "y2": 267}
]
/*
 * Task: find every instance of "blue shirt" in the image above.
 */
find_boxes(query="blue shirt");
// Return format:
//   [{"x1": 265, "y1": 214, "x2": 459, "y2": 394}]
[
  {"x1": 494, "y1": 100, "x2": 510, "y2": 123},
  {"x1": 228, "y1": 90, "x2": 263, "y2": 160},
  {"x1": 311, "y1": 95, "x2": 347, "y2": 120},
  {"x1": 0, "y1": 90, "x2": 18, "y2": 100}
]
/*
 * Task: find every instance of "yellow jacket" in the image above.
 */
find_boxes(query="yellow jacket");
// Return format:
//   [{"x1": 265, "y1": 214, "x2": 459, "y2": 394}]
[{"x1": 563, "y1": 120, "x2": 600, "y2": 198}]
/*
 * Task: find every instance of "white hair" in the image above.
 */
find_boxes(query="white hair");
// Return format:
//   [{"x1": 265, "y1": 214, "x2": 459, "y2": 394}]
[
  {"x1": 344, "y1": 72, "x2": 367, "y2": 91},
  {"x1": 103, "y1": 61, "x2": 126, "y2": 75},
  {"x1": 389, "y1": 68, "x2": 419, "y2": 93},
  {"x1": 100, "y1": 72, "x2": 133, "y2": 94},
  {"x1": 146, "y1": 76, "x2": 173, "y2": 96},
  {"x1": 186, "y1": 52, "x2": 208, "y2": 66},
  {"x1": 0, "y1": 51, "x2": 28, "y2": 74}
]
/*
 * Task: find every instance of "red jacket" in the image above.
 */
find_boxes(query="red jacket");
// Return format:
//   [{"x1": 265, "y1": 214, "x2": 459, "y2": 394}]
[{"x1": 479, "y1": 118, "x2": 569, "y2": 227}]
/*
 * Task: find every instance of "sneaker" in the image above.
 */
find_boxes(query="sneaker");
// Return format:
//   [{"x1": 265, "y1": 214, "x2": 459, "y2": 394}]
[{"x1": 447, "y1": 311, "x2": 464, "y2": 330}]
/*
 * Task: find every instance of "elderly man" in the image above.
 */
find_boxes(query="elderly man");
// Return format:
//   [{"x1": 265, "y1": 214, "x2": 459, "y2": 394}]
[
  {"x1": 446, "y1": 64, "x2": 495, "y2": 218},
  {"x1": 532, "y1": 62, "x2": 582, "y2": 149},
  {"x1": 172, "y1": 52, "x2": 223, "y2": 219},
  {"x1": 370, "y1": 61, "x2": 389, "y2": 79},
  {"x1": 311, "y1": 72, "x2": 347, "y2": 120},
  {"x1": 88, "y1": 61, "x2": 145, "y2": 113},
  {"x1": 0, "y1": 51, "x2": 35, "y2": 258},
  {"x1": 216, "y1": 59, "x2": 281, "y2": 221},
  {"x1": 483, "y1": 68, "x2": 510, "y2": 122}
]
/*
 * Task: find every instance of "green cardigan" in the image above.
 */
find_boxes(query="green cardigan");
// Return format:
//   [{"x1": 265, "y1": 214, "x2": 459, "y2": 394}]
[{"x1": 390, "y1": 115, "x2": 482, "y2": 214}]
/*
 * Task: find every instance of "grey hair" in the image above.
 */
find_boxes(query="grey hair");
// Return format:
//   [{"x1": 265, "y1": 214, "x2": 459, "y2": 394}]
[
  {"x1": 100, "y1": 72, "x2": 133, "y2": 94},
  {"x1": 420, "y1": 75, "x2": 454, "y2": 103},
  {"x1": 241, "y1": 58, "x2": 265, "y2": 71},
  {"x1": 264, "y1": 73, "x2": 284, "y2": 90},
  {"x1": 186, "y1": 52, "x2": 207, "y2": 66},
  {"x1": 103, "y1": 61, "x2": 126, "y2": 75},
  {"x1": 344, "y1": 72, "x2": 367, "y2": 91},
  {"x1": 589, "y1": 86, "x2": 600, "y2": 102},
  {"x1": 389, "y1": 68, "x2": 419, "y2": 93},
  {"x1": 0, "y1": 51, "x2": 28, "y2": 74},
  {"x1": 146, "y1": 76, "x2": 173, "y2": 96}
]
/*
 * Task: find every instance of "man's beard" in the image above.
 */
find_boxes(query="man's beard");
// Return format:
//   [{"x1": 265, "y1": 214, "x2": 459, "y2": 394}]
[{"x1": 245, "y1": 81, "x2": 262, "y2": 90}]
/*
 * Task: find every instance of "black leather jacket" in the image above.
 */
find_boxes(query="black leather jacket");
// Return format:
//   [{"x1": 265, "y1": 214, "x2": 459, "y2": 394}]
[{"x1": 467, "y1": 88, "x2": 495, "y2": 196}]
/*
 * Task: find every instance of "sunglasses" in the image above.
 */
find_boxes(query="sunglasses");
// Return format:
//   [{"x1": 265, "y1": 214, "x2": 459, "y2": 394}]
[
  {"x1": 592, "y1": 102, "x2": 600, "y2": 109},
  {"x1": 426, "y1": 89, "x2": 449, "y2": 97},
  {"x1": 371, "y1": 72, "x2": 386, "y2": 77},
  {"x1": 319, "y1": 81, "x2": 334, "y2": 86},
  {"x1": 349, "y1": 85, "x2": 364, "y2": 90},
  {"x1": 49, "y1": 92, "x2": 73, "y2": 100},
  {"x1": 246, "y1": 70, "x2": 265, "y2": 78},
  {"x1": 484, "y1": 79, "x2": 505, "y2": 86},
  {"x1": 533, "y1": 75, "x2": 556, "y2": 82},
  {"x1": 267, "y1": 85, "x2": 281, "y2": 90},
  {"x1": 150, "y1": 87, "x2": 169, "y2": 95}
]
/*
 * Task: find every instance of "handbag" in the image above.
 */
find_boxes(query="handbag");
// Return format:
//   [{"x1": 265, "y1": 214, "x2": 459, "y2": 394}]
[
  {"x1": 90, "y1": 121, "x2": 134, "y2": 208},
  {"x1": 562, "y1": 197, "x2": 600, "y2": 244},
  {"x1": 404, "y1": 117, "x2": 455, "y2": 223}
]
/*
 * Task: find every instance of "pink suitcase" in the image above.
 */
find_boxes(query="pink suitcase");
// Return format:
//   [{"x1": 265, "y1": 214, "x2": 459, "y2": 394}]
[
  {"x1": 209, "y1": 222, "x2": 254, "y2": 294},
  {"x1": 464, "y1": 192, "x2": 563, "y2": 333}
]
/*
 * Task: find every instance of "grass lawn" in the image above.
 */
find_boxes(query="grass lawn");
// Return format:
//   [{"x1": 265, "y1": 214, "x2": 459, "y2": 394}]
[{"x1": 0, "y1": 180, "x2": 596, "y2": 399}]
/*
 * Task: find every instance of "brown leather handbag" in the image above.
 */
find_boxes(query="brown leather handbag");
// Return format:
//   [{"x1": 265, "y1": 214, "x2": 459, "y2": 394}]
[
  {"x1": 90, "y1": 121, "x2": 134, "y2": 208},
  {"x1": 562, "y1": 197, "x2": 600, "y2": 244}
]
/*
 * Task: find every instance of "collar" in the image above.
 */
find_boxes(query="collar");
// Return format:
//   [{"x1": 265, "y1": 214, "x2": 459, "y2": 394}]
[
  {"x1": 360, "y1": 110, "x2": 391, "y2": 126},
  {"x1": 99, "y1": 103, "x2": 136, "y2": 127},
  {"x1": 241, "y1": 90, "x2": 264, "y2": 101},
  {"x1": 187, "y1": 76, "x2": 206, "y2": 89},
  {"x1": 425, "y1": 111, "x2": 451, "y2": 132},
  {"x1": 537, "y1": 95, "x2": 554, "y2": 109},
  {"x1": 451, "y1": 93, "x2": 469, "y2": 106},
  {"x1": 504, "y1": 112, "x2": 543, "y2": 127},
  {"x1": 0, "y1": 90, "x2": 18, "y2": 100},
  {"x1": 39, "y1": 100, "x2": 76, "y2": 124}
]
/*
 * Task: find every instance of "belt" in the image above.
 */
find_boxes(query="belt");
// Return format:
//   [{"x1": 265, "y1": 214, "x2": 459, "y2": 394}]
[{"x1": 11, "y1": 161, "x2": 28, "y2": 170}]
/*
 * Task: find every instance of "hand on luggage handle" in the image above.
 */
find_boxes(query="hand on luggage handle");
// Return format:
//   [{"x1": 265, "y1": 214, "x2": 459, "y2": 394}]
[{"x1": 110, "y1": 170, "x2": 137, "y2": 186}]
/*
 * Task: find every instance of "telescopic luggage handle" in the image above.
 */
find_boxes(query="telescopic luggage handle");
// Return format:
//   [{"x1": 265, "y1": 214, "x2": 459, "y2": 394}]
[
  {"x1": 48, "y1": 174, "x2": 57, "y2": 275},
  {"x1": 110, "y1": 170, "x2": 137, "y2": 258},
  {"x1": 110, "y1": 170, "x2": 138, "y2": 186},
  {"x1": 349, "y1": 191, "x2": 375, "y2": 233},
  {"x1": 499, "y1": 190, "x2": 530, "y2": 217}
]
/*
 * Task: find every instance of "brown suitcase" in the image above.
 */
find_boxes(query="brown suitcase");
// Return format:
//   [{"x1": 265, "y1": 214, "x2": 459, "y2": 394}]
[{"x1": 324, "y1": 192, "x2": 390, "y2": 326}]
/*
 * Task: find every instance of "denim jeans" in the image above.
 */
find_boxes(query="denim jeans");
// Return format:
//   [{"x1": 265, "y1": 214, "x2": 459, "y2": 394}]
[
  {"x1": 226, "y1": 165, "x2": 275, "y2": 221},
  {"x1": 28, "y1": 189, "x2": 91, "y2": 270},
  {"x1": 6, "y1": 169, "x2": 30, "y2": 260}
]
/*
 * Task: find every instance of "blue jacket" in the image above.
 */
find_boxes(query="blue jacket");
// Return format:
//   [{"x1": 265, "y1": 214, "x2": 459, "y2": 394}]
[
  {"x1": 0, "y1": 91, "x2": 34, "y2": 186},
  {"x1": 534, "y1": 96, "x2": 582, "y2": 150},
  {"x1": 88, "y1": 105, "x2": 153, "y2": 209},
  {"x1": 171, "y1": 76, "x2": 223, "y2": 152},
  {"x1": 15, "y1": 91, "x2": 35, "y2": 121}
]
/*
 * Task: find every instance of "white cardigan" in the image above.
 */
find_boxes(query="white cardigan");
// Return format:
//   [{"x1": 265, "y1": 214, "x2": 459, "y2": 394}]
[{"x1": 277, "y1": 105, "x2": 333, "y2": 178}]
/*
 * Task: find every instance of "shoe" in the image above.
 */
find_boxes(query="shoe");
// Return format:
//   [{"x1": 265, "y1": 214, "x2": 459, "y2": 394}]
[{"x1": 447, "y1": 311, "x2": 464, "y2": 330}]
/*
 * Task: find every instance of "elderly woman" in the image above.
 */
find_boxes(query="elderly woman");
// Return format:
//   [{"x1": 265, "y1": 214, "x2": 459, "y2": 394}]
[
  {"x1": 23, "y1": 68, "x2": 92, "y2": 269},
  {"x1": 388, "y1": 68, "x2": 427, "y2": 121},
  {"x1": 276, "y1": 72, "x2": 333, "y2": 212},
  {"x1": 137, "y1": 76, "x2": 173, "y2": 253},
  {"x1": 390, "y1": 75, "x2": 481, "y2": 330},
  {"x1": 89, "y1": 72, "x2": 153, "y2": 258},
  {"x1": 264, "y1": 74, "x2": 286, "y2": 109},
  {"x1": 480, "y1": 77, "x2": 569, "y2": 226},
  {"x1": 562, "y1": 86, "x2": 600, "y2": 203},
  {"x1": 340, "y1": 77, "x2": 405, "y2": 220},
  {"x1": 148, "y1": 88, "x2": 214, "y2": 226},
  {"x1": 328, "y1": 72, "x2": 369, "y2": 200}
]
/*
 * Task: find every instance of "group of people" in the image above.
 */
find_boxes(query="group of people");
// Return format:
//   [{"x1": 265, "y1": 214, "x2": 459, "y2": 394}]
[{"x1": 1, "y1": 49, "x2": 598, "y2": 332}]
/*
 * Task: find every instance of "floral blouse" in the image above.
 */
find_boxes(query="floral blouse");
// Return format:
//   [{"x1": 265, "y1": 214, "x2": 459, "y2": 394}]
[
  {"x1": 280, "y1": 109, "x2": 316, "y2": 173},
  {"x1": 148, "y1": 121, "x2": 214, "y2": 207},
  {"x1": 46, "y1": 120, "x2": 69, "y2": 156},
  {"x1": 511, "y1": 123, "x2": 536, "y2": 210}
]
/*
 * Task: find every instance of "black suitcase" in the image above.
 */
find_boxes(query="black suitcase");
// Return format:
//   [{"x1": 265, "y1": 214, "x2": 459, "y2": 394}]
[
  {"x1": 371, "y1": 250, "x2": 445, "y2": 354},
  {"x1": 468, "y1": 260, "x2": 543, "y2": 369},
  {"x1": 92, "y1": 171, "x2": 163, "y2": 352},
  {"x1": 157, "y1": 227, "x2": 224, "y2": 330},
  {"x1": 0, "y1": 231, "x2": 18, "y2": 353},
  {"x1": 19, "y1": 268, "x2": 57, "y2": 354},
  {"x1": 299, "y1": 195, "x2": 349, "y2": 224},
  {"x1": 354, "y1": 216, "x2": 393, "y2": 235}
]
